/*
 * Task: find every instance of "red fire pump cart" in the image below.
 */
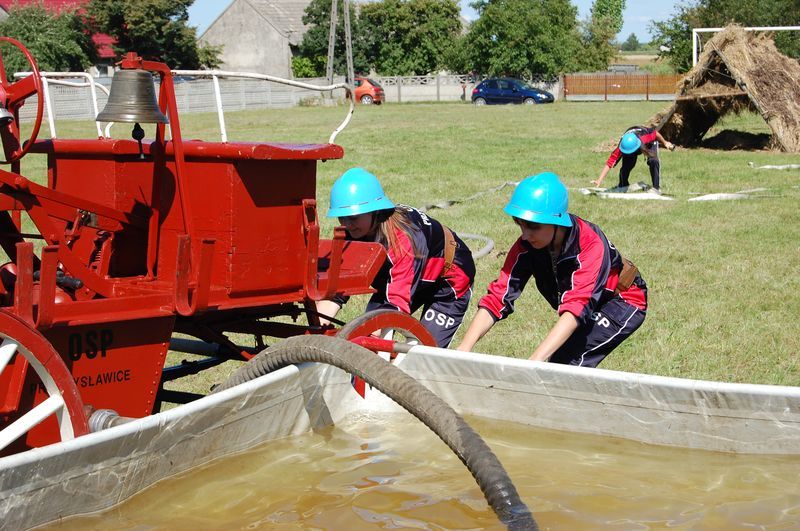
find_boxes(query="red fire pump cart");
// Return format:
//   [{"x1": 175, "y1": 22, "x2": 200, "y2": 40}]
[{"x1": 0, "y1": 38, "x2": 434, "y2": 455}]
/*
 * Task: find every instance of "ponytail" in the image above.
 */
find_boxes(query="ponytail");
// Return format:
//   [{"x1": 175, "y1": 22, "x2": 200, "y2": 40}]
[{"x1": 373, "y1": 208, "x2": 421, "y2": 259}]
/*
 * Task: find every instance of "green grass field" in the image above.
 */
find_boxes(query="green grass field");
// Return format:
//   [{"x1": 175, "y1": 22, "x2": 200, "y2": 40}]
[{"x1": 17, "y1": 100, "x2": 800, "y2": 386}]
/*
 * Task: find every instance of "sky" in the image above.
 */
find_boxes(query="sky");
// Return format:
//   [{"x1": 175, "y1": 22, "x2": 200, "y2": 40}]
[{"x1": 188, "y1": 0, "x2": 682, "y2": 41}]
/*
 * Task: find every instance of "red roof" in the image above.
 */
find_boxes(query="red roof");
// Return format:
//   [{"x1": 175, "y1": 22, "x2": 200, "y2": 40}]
[
  {"x1": 91, "y1": 33, "x2": 115, "y2": 60},
  {"x1": 0, "y1": 0, "x2": 117, "y2": 60},
  {"x1": 0, "y1": 0, "x2": 85, "y2": 10}
]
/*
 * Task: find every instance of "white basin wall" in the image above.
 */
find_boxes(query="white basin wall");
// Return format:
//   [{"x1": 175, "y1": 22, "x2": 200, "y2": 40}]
[
  {"x1": 2, "y1": 347, "x2": 799, "y2": 529},
  {"x1": 0, "y1": 363, "x2": 361, "y2": 530},
  {"x1": 397, "y1": 347, "x2": 800, "y2": 454}
]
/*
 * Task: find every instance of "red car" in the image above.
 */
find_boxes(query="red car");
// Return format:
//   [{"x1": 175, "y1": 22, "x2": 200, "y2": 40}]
[{"x1": 354, "y1": 77, "x2": 384, "y2": 105}]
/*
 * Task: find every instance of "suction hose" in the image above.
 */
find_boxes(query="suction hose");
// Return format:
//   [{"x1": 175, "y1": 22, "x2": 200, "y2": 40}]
[{"x1": 216, "y1": 335, "x2": 537, "y2": 530}]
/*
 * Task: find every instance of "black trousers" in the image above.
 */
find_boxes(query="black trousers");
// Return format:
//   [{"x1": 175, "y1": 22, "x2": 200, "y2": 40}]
[
  {"x1": 618, "y1": 152, "x2": 661, "y2": 189},
  {"x1": 549, "y1": 298, "x2": 646, "y2": 368}
]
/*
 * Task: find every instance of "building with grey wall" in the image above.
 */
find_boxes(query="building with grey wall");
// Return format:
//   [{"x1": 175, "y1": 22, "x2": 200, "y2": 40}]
[{"x1": 200, "y1": 0, "x2": 312, "y2": 79}]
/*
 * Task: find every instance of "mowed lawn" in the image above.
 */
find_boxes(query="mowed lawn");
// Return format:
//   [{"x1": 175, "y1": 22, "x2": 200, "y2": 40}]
[{"x1": 20, "y1": 100, "x2": 800, "y2": 386}]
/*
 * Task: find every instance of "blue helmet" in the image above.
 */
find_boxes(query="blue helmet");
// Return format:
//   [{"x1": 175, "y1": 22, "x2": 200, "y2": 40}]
[
  {"x1": 619, "y1": 132, "x2": 642, "y2": 154},
  {"x1": 327, "y1": 168, "x2": 395, "y2": 218},
  {"x1": 503, "y1": 172, "x2": 572, "y2": 227}
]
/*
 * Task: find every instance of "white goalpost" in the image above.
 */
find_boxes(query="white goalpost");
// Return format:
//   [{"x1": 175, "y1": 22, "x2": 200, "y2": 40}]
[{"x1": 692, "y1": 25, "x2": 800, "y2": 66}]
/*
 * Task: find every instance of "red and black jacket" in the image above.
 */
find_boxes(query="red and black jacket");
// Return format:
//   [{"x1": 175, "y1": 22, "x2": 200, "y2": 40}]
[
  {"x1": 479, "y1": 214, "x2": 646, "y2": 324},
  {"x1": 337, "y1": 205, "x2": 475, "y2": 313},
  {"x1": 605, "y1": 125, "x2": 659, "y2": 168}
]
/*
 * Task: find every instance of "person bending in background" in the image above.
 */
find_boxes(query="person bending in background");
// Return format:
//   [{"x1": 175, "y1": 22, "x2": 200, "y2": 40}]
[
  {"x1": 317, "y1": 168, "x2": 475, "y2": 348},
  {"x1": 593, "y1": 126, "x2": 675, "y2": 193},
  {"x1": 457, "y1": 172, "x2": 647, "y2": 367}
]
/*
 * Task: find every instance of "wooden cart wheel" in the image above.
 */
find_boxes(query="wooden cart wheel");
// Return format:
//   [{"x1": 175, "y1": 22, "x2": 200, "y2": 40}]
[
  {"x1": 0, "y1": 37, "x2": 44, "y2": 164},
  {"x1": 0, "y1": 311, "x2": 88, "y2": 453},
  {"x1": 336, "y1": 308, "x2": 436, "y2": 350}
]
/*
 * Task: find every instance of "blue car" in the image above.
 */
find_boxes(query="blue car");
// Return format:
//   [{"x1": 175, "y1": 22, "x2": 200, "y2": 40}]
[{"x1": 471, "y1": 78, "x2": 554, "y2": 105}]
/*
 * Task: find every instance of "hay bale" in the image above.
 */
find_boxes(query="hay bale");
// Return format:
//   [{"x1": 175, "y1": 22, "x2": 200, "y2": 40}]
[{"x1": 657, "y1": 25, "x2": 800, "y2": 152}]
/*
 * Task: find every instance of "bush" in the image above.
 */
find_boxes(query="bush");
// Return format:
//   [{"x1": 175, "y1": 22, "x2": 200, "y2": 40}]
[{"x1": 292, "y1": 57, "x2": 318, "y2": 78}]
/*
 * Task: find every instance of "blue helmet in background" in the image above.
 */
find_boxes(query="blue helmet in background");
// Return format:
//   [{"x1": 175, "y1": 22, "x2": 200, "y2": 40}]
[
  {"x1": 504, "y1": 172, "x2": 572, "y2": 227},
  {"x1": 327, "y1": 167, "x2": 395, "y2": 218},
  {"x1": 619, "y1": 132, "x2": 642, "y2": 154}
]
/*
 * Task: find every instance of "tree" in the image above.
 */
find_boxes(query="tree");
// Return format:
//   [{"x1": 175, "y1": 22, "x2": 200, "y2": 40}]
[
  {"x1": 297, "y1": 0, "x2": 368, "y2": 77},
  {"x1": 700, "y1": 0, "x2": 800, "y2": 57},
  {"x1": 442, "y1": 33, "x2": 471, "y2": 74},
  {"x1": 197, "y1": 43, "x2": 224, "y2": 70},
  {"x1": 649, "y1": 3, "x2": 702, "y2": 72},
  {"x1": 359, "y1": 0, "x2": 462, "y2": 75},
  {"x1": 621, "y1": 33, "x2": 640, "y2": 51},
  {"x1": 85, "y1": 0, "x2": 219, "y2": 69},
  {"x1": 577, "y1": 0, "x2": 626, "y2": 71},
  {"x1": 651, "y1": 0, "x2": 800, "y2": 73},
  {"x1": 463, "y1": 0, "x2": 582, "y2": 78},
  {"x1": 0, "y1": 3, "x2": 96, "y2": 76},
  {"x1": 591, "y1": 0, "x2": 625, "y2": 36}
]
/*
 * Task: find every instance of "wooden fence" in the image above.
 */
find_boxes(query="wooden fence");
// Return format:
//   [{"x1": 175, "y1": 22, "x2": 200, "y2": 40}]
[{"x1": 564, "y1": 73, "x2": 681, "y2": 101}]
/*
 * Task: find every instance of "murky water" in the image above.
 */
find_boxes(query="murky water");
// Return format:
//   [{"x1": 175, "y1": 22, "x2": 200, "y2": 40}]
[{"x1": 45, "y1": 411, "x2": 800, "y2": 529}]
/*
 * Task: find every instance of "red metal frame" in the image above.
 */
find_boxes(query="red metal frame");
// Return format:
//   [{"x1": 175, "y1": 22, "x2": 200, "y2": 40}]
[
  {"x1": 0, "y1": 37, "x2": 44, "y2": 164},
  {"x1": 0, "y1": 47, "x2": 410, "y2": 453}
]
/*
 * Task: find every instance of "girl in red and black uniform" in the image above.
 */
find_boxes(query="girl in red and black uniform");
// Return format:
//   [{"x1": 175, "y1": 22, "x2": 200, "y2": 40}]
[
  {"x1": 594, "y1": 125, "x2": 675, "y2": 192},
  {"x1": 318, "y1": 168, "x2": 475, "y2": 347},
  {"x1": 457, "y1": 172, "x2": 646, "y2": 367}
]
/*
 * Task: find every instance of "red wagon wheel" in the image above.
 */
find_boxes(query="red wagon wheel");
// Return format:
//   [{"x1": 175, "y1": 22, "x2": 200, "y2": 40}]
[
  {"x1": 336, "y1": 308, "x2": 436, "y2": 351},
  {"x1": 0, "y1": 311, "x2": 88, "y2": 453},
  {"x1": 0, "y1": 37, "x2": 45, "y2": 164},
  {"x1": 337, "y1": 309, "x2": 436, "y2": 396}
]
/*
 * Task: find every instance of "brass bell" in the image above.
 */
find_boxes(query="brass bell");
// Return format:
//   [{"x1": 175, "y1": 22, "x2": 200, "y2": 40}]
[{"x1": 96, "y1": 69, "x2": 169, "y2": 124}]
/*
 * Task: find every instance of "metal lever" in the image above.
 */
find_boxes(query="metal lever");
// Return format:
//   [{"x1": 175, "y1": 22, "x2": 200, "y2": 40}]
[{"x1": 33, "y1": 269, "x2": 84, "y2": 290}]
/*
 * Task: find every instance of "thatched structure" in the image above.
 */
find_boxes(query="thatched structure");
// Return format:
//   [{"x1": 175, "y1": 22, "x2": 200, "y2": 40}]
[{"x1": 653, "y1": 25, "x2": 800, "y2": 152}]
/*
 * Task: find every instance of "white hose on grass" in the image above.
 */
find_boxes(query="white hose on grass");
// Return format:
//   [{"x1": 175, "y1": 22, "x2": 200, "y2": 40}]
[{"x1": 460, "y1": 233, "x2": 495, "y2": 259}]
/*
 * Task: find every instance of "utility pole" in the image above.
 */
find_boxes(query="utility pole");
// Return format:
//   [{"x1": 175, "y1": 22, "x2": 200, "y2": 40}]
[
  {"x1": 325, "y1": 0, "x2": 355, "y2": 87},
  {"x1": 342, "y1": 0, "x2": 354, "y2": 84},
  {"x1": 325, "y1": 0, "x2": 338, "y2": 85}
]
